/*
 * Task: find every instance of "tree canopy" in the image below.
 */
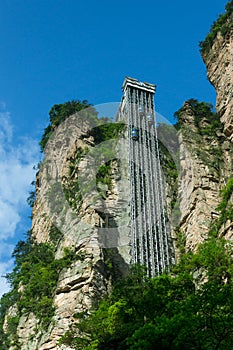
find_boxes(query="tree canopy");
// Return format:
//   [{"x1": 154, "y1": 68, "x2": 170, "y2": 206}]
[
  {"x1": 60, "y1": 178, "x2": 233, "y2": 350},
  {"x1": 174, "y1": 98, "x2": 222, "y2": 135},
  {"x1": 200, "y1": 0, "x2": 233, "y2": 54},
  {"x1": 40, "y1": 99, "x2": 94, "y2": 150},
  {"x1": 59, "y1": 233, "x2": 233, "y2": 350}
]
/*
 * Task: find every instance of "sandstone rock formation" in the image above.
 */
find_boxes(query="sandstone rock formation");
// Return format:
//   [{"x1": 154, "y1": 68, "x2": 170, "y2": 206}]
[
  {"x1": 177, "y1": 101, "x2": 233, "y2": 251},
  {"x1": 202, "y1": 30, "x2": 233, "y2": 140},
  {"x1": 2, "y1": 19, "x2": 233, "y2": 350}
]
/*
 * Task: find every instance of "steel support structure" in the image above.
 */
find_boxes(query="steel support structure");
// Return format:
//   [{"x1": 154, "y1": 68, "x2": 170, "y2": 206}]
[{"x1": 117, "y1": 77, "x2": 172, "y2": 276}]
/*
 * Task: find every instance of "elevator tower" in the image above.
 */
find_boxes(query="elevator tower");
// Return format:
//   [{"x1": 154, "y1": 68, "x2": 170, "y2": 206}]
[{"x1": 117, "y1": 77, "x2": 172, "y2": 276}]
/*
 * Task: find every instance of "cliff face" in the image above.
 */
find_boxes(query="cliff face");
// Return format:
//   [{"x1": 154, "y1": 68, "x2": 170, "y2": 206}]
[
  {"x1": 2, "y1": 25, "x2": 233, "y2": 350},
  {"x1": 202, "y1": 30, "x2": 233, "y2": 140},
  {"x1": 177, "y1": 102, "x2": 233, "y2": 251},
  {"x1": 14, "y1": 116, "x2": 130, "y2": 350},
  {"x1": 173, "y1": 26, "x2": 233, "y2": 251}
]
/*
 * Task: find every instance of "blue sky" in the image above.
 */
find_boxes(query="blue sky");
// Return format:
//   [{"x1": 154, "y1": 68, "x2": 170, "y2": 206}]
[{"x1": 0, "y1": 0, "x2": 227, "y2": 296}]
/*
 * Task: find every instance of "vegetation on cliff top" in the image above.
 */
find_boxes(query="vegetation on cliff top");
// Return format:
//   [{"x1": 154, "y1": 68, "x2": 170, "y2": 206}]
[
  {"x1": 39, "y1": 99, "x2": 125, "y2": 152},
  {"x1": 39, "y1": 99, "x2": 94, "y2": 150},
  {"x1": 174, "y1": 98, "x2": 222, "y2": 135},
  {"x1": 200, "y1": 0, "x2": 233, "y2": 54},
  {"x1": 174, "y1": 98, "x2": 225, "y2": 178},
  {"x1": 60, "y1": 178, "x2": 233, "y2": 350}
]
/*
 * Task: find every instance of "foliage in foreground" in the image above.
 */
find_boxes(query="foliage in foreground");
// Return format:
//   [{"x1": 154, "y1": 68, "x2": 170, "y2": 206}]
[
  {"x1": 61, "y1": 237, "x2": 233, "y2": 350},
  {"x1": 0, "y1": 228, "x2": 83, "y2": 348},
  {"x1": 61, "y1": 179, "x2": 233, "y2": 350}
]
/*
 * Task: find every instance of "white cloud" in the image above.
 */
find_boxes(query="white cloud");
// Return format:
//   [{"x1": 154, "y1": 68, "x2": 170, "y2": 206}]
[
  {"x1": 0, "y1": 154, "x2": 36, "y2": 207},
  {"x1": 0, "y1": 243, "x2": 15, "y2": 296},
  {"x1": 0, "y1": 112, "x2": 40, "y2": 238},
  {"x1": 0, "y1": 200, "x2": 20, "y2": 240},
  {"x1": 0, "y1": 242, "x2": 15, "y2": 259},
  {"x1": 0, "y1": 260, "x2": 14, "y2": 297},
  {"x1": 0, "y1": 109, "x2": 40, "y2": 297},
  {"x1": 0, "y1": 111, "x2": 13, "y2": 144}
]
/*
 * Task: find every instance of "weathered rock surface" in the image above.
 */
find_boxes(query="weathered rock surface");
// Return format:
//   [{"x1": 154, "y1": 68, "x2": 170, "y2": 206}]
[
  {"x1": 176, "y1": 28, "x2": 233, "y2": 250},
  {"x1": 177, "y1": 102, "x2": 233, "y2": 251},
  {"x1": 11, "y1": 114, "x2": 130, "y2": 349},
  {"x1": 202, "y1": 30, "x2": 233, "y2": 140},
  {"x1": 3, "y1": 27, "x2": 233, "y2": 350}
]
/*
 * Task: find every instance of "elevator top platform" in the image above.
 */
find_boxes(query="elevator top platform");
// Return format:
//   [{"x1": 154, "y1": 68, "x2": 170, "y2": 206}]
[{"x1": 122, "y1": 76, "x2": 156, "y2": 94}]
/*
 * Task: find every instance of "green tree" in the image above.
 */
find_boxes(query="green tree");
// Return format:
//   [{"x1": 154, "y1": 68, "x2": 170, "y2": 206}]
[
  {"x1": 0, "y1": 232, "x2": 85, "y2": 348},
  {"x1": 174, "y1": 98, "x2": 221, "y2": 135},
  {"x1": 40, "y1": 99, "x2": 94, "y2": 150},
  {"x1": 199, "y1": 0, "x2": 233, "y2": 54},
  {"x1": 72, "y1": 242, "x2": 233, "y2": 349},
  {"x1": 62, "y1": 221, "x2": 233, "y2": 349}
]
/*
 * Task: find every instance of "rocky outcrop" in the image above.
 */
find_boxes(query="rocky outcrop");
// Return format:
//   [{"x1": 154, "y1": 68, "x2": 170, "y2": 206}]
[
  {"x1": 202, "y1": 30, "x2": 233, "y2": 140},
  {"x1": 177, "y1": 25, "x2": 233, "y2": 250},
  {"x1": 176, "y1": 102, "x2": 233, "y2": 251},
  {"x1": 2, "y1": 17, "x2": 233, "y2": 350},
  {"x1": 15, "y1": 102, "x2": 231, "y2": 349},
  {"x1": 9, "y1": 114, "x2": 130, "y2": 350}
]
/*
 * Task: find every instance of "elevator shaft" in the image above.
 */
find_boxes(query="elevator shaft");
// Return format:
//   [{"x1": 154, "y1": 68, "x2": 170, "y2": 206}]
[{"x1": 117, "y1": 77, "x2": 172, "y2": 276}]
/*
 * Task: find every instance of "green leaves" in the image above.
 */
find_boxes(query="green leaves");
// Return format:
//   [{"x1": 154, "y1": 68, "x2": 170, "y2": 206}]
[
  {"x1": 200, "y1": 0, "x2": 233, "y2": 54},
  {"x1": 66, "y1": 233, "x2": 233, "y2": 350},
  {"x1": 40, "y1": 99, "x2": 93, "y2": 150},
  {"x1": 89, "y1": 122, "x2": 125, "y2": 144},
  {"x1": 0, "y1": 234, "x2": 82, "y2": 342},
  {"x1": 175, "y1": 98, "x2": 221, "y2": 135}
]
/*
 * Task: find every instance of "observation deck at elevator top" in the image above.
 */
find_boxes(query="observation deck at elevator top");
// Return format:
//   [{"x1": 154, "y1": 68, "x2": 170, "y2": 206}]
[
  {"x1": 122, "y1": 76, "x2": 156, "y2": 94},
  {"x1": 116, "y1": 77, "x2": 156, "y2": 123}
]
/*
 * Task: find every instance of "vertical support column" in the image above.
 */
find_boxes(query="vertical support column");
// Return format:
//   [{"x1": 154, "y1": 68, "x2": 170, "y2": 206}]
[
  {"x1": 118, "y1": 77, "x2": 173, "y2": 276},
  {"x1": 128, "y1": 87, "x2": 138, "y2": 265}
]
